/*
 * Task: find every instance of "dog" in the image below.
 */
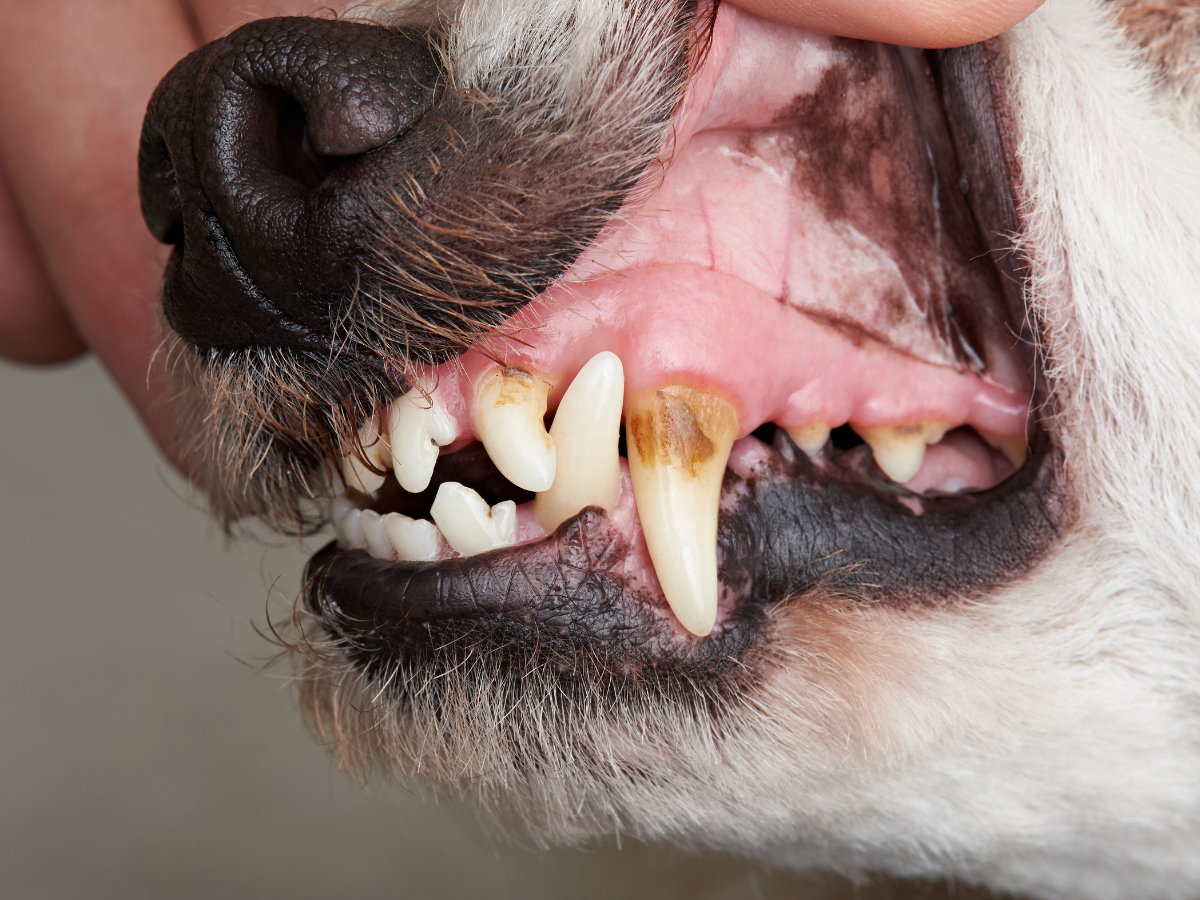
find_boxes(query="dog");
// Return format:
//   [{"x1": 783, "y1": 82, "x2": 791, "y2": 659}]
[{"x1": 136, "y1": 1, "x2": 1200, "y2": 897}]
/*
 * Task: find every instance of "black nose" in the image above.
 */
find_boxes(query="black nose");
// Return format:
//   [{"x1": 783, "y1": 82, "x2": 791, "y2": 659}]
[{"x1": 138, "y1": 17, "x2": 439, "y2": 352}]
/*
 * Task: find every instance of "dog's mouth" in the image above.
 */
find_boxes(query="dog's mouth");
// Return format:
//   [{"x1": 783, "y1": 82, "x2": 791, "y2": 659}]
[{"x1": 293, "y1": 6, "x2": 1068, "y2": 674}]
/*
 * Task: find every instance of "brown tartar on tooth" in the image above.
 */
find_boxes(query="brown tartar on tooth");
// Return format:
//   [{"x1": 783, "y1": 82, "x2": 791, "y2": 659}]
[{"x1": 626, "y1": 385, "x2": 738, "y2": 638}]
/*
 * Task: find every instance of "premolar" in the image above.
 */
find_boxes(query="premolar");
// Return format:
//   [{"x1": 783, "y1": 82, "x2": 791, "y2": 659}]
[
  {"x1": 786, "y1": 422, "x2": 831, "y2": 457},
  {"x1": 854, "y1": 421, "x2": 952, "y2": 484},
  {"x1": 536, "y1": 352, "x2": 625, "y2": 532},
  {"x1": 430, "y1": 482, "x2": 518, "y2": 556},
  {"x1": 388, "y1": 382, "x2": 460, "y2": 493},
  {"x1": 474, "y1": 369, "x2": 556, "y2": 493},
  {"x1": 342, "y1": 419, "x2": 390, "y2": 494},
  {"x1": 980, "y1": 429, "x2": 1029, "y2": 469},
  {"x1": 625, "y1": 386, "x2": 738, "y2": 638}
]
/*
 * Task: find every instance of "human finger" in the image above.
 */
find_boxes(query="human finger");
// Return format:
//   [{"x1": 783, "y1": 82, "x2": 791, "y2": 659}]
[
  {"x1": 0, "y1": 168, "x2": 86, "y2": 364},
  {"x1": 732, "y1": 0, "x2": 1045, "y2": 48},
  {"x1": 0, "y1": 0, "x2": 198, "y2": 467}
]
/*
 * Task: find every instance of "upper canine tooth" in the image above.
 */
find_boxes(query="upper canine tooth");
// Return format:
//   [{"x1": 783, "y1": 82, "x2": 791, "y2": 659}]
[
  {"x1": 474, "y1": 368, "x2": 556, "y2": 493},
  {"x1": 536, "y1": 352, "x2": 625, "y2": 532},
  {"x1": 980, "y1": 429, "x2": 1029, "y2": 469},
  {"x1": 786, "y1": 422, "x2": 831, "y2": 457},
  {"x1": 625, "y1": 386, "x2": 738, "y2": 638},
  {"x1": 853, "y1": 421, "x2": 951, "y2": 484},
  {"x1": 430, "y1": 482, "x2": 517, "y2": 556},
  {"x1": 388, "y1": 383, "x2": 460, "y2": 493},
  {"x1": 342, "y1": 418, "x2": 391, "y2": 495}
]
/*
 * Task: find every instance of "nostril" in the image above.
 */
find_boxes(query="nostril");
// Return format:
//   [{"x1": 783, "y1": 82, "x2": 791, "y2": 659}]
[
  {"x1": 138, "y1": 17, "x2": 442, "y2": 352},
  {"x1": 272, "y1": 91, "x2": 346, "y2": 191},
  {"x1": 137, "y1": 129, "x2": 184, "y2": 246}
]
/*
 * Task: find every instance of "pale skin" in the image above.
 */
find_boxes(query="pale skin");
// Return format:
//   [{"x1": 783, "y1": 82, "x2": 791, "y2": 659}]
[{"x1": 0, "y1": 0, "x2": 1043, "y2": 471}]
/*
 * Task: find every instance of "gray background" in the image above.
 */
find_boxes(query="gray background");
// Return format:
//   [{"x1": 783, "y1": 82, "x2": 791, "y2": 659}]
[{"x1": 0, "y1": 356, "x2": 988, "y2": 899}]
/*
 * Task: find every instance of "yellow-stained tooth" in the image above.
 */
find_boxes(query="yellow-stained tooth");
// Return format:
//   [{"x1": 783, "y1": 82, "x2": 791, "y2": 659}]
[
  {"x1": 853, "y1": 421, "x2": 952, "y2": 484},
  {"x1": 625, "y1": 386, "x2": 738, "y2": 638},
  {"x1": 536, "y1": 352, "x2": 625, "y2": 533},
  {"x1": 786, "y1": 422, "x2": 831, "y2": 457},
  {"x1": 980, "y1": 429, "x2": 1030, "y2": 469},
  {"x1": 474, "y1": 368, "x2": 556, "y2": 492},
  {"x1": 342, "y1": 418, "x2": 390, "y2": 494}
]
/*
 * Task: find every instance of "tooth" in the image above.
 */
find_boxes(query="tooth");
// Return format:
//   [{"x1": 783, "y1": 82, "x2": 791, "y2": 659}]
[
  {"x1": 360, "y1": 510, "x2": 394, "y2": 560},
  {"x1": 382, "y1": 512, "x2": 446, "y2": 562},
  {"x1": 853, "y1": 421, "x2": 951, "y2": 484},
  {"x1": 980, "y1": 429, "x2": 1029, "y2": 469},
  {"x1": 625, "y1": 386, "x2": 738, "y2": 638},
  {"x1": 342, "y1": 418, "x2": 390, "y2": 495},
  {"x1": 786, "y1": 422, "x2": 830, "y2": 457},
  {"x1": 430, "y1": 482, "x2": 517, "y2": 556},
  {"x1": 474, "y1": 368, "x2": 556, "y2": 492},
  {"x1": 536, "y1": 352, "x2": 625, "y2": 532},
  {"x1": 388, "y1": 383, "x2": 460, "y2": 493},
  {"x1": 337, "y1": 508, "x2": 366, "y2": 551}
]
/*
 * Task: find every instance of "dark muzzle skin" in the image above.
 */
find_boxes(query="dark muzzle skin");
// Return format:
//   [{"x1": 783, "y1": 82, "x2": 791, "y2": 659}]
[
  {"x1": 139, "y1": 18, "x2": 441, "y2": 352},
  {"x1": 139, "y1": 14, "x2": 690, "y2": 363}
]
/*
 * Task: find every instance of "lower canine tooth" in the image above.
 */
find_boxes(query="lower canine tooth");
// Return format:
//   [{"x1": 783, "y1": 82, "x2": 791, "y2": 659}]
[
  {"x1": 430, "y1": 482, "x2": 517, "y2": 556},
  {"x1": 474, "y1": 369, "x2": 556, "y2": 492},
  {"x1": 342, "y1": 418, "x2": 390, "y2": 495},
  {"x1": 626, "y1": 386, "x2": 738, "y2": 638},
  {"x1": 786, "y1": 422, "x2": 831, "y2": 457},
  {"x1": 854, "y1": 421, "x2": 951, "y2": 484},
  {"x1": 388, "y1": 383, "x2": 460, "y2": 493},
  {"x1": 382, "y1": 513, "x2": 446, "y2": 561},
  {"x1": 536, "y1": 352, "x2": 625, "y2": 532}
]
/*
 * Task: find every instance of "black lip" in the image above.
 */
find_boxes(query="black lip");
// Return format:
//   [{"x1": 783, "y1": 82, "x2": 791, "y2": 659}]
[{"x1": 306, "y1": 423, "x2": 1070, "y2": 684}]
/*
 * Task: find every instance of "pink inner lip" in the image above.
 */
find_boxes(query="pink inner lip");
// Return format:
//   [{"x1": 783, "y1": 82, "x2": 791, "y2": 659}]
[{"x1": 356, "y1": 4, "x2": 1034, "y2": 634}]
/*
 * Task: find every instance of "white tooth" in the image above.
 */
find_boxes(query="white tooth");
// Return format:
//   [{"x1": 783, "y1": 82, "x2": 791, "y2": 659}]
[
  {"x1": 786, "y1": 422, "x2": 830, "y2": 457},
  {"x1": 535, "y1": 352, "x2": 625, "y2": 532},
  {"x1": 625, "y1": 386, "x2": 738, "y2": 638},
  {"x1": 490, "y1": 500, "x2": 518, "y2": 545},
  {"x1": 388, "y1": 383, "x2": 460, "y2": 493},
  {"x1": 853, "y1": 421, "x2": 951, "y2": 484},
  {"x1": 342, "y1": 418, "x2": 390, "y2": 495},
  {"x1": 430, "y1": 482, "x2": 516, "y2": 556},
  {"x1": 980, "y1": 429, "x2": 1029, "y2": 469},
  {"x1": 339, "y1": 508, "x2": 366, "y2": 550},
  {"x1": 360, "y1": 510, "x2": 395, "y2": 560},
  {"x1": 474, "y1": 368, "x2": 556, "y2": 492},
  {"x1": 331, "y1": 494, "x2": 356, "y2": 525},
  {"x1": 382, "y1": 512, "x2": 446, "y2": 562}
]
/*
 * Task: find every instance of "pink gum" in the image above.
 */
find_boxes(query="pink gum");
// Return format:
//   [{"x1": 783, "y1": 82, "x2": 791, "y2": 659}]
[{"x1": 402, "y1": 263, "x2": 1031, "y2": 451}]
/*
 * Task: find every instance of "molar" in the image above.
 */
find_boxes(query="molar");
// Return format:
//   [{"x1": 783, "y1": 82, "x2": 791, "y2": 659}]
[
  {"x1": 853, "y1": 421, "x2": 952, "y2": 484},
  {"x1": 535, "y1": 351, "x2": 625, "y2": 533},
  {"x1": 980, "y1": 429, "x2": 1030, "y2": 469},
  {"x1": 388, "y1": 382, "x2": 460, "y2": 493},
  {"x1": 625, "y1": 385, "x2": 738, "y2": 638},
  {"x1": 474, "y1": 368, "x2": 556, "y2": 493},
  {"x1": 430, "y1": 482, "x2": 518, "y2": 556}
]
